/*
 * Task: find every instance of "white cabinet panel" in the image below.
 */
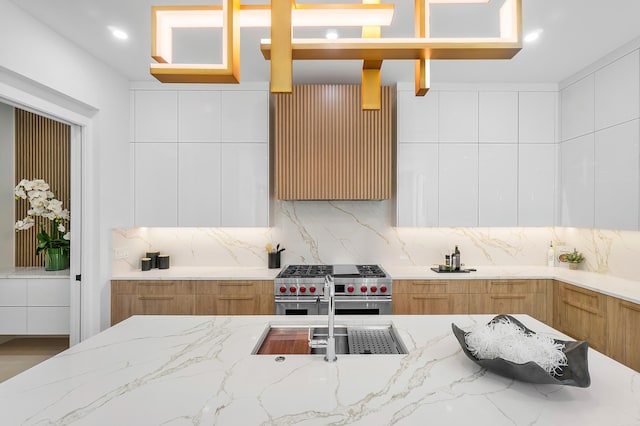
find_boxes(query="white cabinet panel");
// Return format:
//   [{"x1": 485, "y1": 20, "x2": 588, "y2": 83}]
[
  {"x1": 479, "y1": 144, "x2": 517, "y2": 226},
  {"x1": 221, "y1": 91, "x2": 268, "y2": 142},
  {"x1": 178, "y1": 143, "x2": 222, "y2": 226},
  {"x1": 28, "y1": 307, "x2": 70, "y2": 334},
  {"x1": 0, "y1": 279, "x2": 27, "y2": 306},
  {"x1": 594, "y1": 120, "x2": 640, "y2": 230},
  {"x1": 439, "y1": 144, "x2": 478, "y2": 226},
  {"x1": 518, "y1": 144, "x2": 556, "y2": 226},
  {"x1": 134, "y1": 91, "x2": 178, "y2": 142},
  {"x1": 221, "y1": 143, "x2": 268, "y2": 226},
  {"x1": 439, "y1": 91, "x2": 478, "y2": 142},
  {"x1": 560, "y1": 134, "x2": 594, "y2": 228},
  {"x1": 178, "y1": 91, "x2": 221, "y2": 142},
  {"x1": 561, "y1": 75, "x2": 594, "y2": 141},
  {"x1": 397, "y1": 144, "x2": 439, "y2": 226},
  {"x1": 595, "y1": 50, "x2": 640, "y2": 131},
  {"x1": 0, "y1": 307, "x2": 27, "y2": 334},
  {"x1": 397, "y1": 90, "x2": 438, "y2": 142},
  {"x1": 28, "y1": 279, "x2": 69, "y2": 306},
  {"x1": 519, "y1": 92, "x2": 556, "y2": 143},
  {"x1": 134, "y1": 143, "x2": 178, "y2": 226},
  {"x1": 479, "y1": 92, "x2": 518, "y2": 143}
]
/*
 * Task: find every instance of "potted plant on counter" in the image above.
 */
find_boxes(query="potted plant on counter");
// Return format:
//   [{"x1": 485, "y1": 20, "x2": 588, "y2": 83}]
[{"x1": 565, "y1": 249, "x2": 584, "y2": 270}]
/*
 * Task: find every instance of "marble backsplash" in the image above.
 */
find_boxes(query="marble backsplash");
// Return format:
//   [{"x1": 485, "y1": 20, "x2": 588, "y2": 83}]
[{"x1": 112, "y1": 201, "x2": 640, "y2": 282}]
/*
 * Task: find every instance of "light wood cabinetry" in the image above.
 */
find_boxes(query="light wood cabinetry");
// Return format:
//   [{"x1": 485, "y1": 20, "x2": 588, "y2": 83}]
[
  {"x1": 393, "y1": 280, "x2": 469, "y2": 315},
  {"x1": 553, "y1": 281, "x2": 607, "y2": 352},
  {"x1": 468, "y1": 279, "x2": 551, "y2": 324},
  {"x1": 606, "y1": 297, "x2": 640, "y2": 371},
  {"x1": 111, "y1": 280, "x2": 273, "y2": 325}
]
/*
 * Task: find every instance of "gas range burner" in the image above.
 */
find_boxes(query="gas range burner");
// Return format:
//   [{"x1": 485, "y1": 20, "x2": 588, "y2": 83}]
[
  {"x1": 277, "y1": 264, "x2": 388, "y2": 279},
  {"x1": 356, "y1": 265, "x2": 386, "y2": 278},
  {"x1": 279, "y1": 264, "x2": 334, "y2": 278}
]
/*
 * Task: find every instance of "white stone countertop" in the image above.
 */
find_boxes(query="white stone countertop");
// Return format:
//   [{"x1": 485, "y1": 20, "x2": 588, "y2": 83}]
[
  {"x1": 111, "y1": 266, "x2": 281, "y2": 280},
  {"x1": 1, "y1": 314, "x2": 638, "y2": 425},
  {"x1": 0, "y1": 267, "x2": 70, "y2": 279}
]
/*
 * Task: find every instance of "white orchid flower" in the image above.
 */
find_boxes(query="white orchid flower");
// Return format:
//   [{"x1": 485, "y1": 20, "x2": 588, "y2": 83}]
[
  {"x1": 63, "y1": 232, "x2": 71, "y2": 241},
  {"x1": 57, "y1": 223, "x2": 66, "y2": 233}
]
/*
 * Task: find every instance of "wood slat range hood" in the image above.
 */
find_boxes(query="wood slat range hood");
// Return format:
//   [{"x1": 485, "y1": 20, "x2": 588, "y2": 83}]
[{"x1": 272, "y1": 84, "x2": 394, "y2": 200}]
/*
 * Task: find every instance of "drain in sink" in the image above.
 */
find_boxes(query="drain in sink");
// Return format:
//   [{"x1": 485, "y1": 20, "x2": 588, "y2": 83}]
[{"x1": 347, "y1": 328, "x2": 401, "y2": 355}]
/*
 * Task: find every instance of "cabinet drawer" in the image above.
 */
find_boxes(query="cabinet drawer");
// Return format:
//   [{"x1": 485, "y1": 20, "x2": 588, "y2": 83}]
[
  {"x1": 195, "y1": 280, "x2": 272, "y2": 295},
  {"x1": 196, "y1": 295, "x2": 273, "y2": 315},
  {"x1": 27, "y1": 307, "x2": 70, "y2": 334},
  {"x1": 393, "y1": 280, "x2": 469, "y2": 294},
  {"x1": 28, "y1": 279, "x2": 69, "y2": 306},
  {"x1": 392, "y1": 293, "x2": 468, "y2": 314},
  {"x1": 469, "y1": 293, "x2": 547, "y2": 322},
  {"x1": 0, "y1": 307, "x2": 27, "y2": 334},
  {"x1": 469, "y1": 279, "x2": 547, "y2": 294},
  {"x1": 556, "y1": 282, "x2": 605, "y2": 312},
  {"x1": 0, "y1": 279, "x2": 27, "y2": 306},
  {"x1": 136, "y1": 281, "x2": 193, "y2": 295}
]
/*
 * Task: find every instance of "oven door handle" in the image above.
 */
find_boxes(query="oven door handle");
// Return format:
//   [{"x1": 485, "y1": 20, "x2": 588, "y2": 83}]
[
  {"x1": 275, "y1": 298, "x2": 322, "y2": 304},
  {"x1": 334, "y1": 298, "x2": 391, "y2": 303}
]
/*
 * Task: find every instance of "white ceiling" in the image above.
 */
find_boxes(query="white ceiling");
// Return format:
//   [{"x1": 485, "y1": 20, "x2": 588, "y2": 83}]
[{"x1": 10, "y1": 0, "x2": 640, "y2": 85}]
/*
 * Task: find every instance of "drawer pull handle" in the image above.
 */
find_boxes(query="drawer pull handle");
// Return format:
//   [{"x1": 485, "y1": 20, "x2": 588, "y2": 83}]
[
  {"x1": 490, "y1": 281, "x2": 526, "y2": 286},
  {"x1": 412, "y1": 282, "x2": 446, "y2": 286},
  {"x1": 412, "y1": 295, "x2": 448, "y2": 300},
  {"x1": 490, "y1": 295, "x2": 526, "y2": 300},
  {"x1": 138, "y1": 296, "x2": 174, "y2": 301},
  {"x1": 563, "y1": 285, "x2": 597, "y2": 299},
  {"x1": 562, "y1": 300, "x2": 603, "y2": 317},
  {"x1": 219, "y1": 296, "x2": 253, "y2": 301},
  {"x1": 620, "y1": 301, "x2": 640, "y2": 313},
  {"x1": 220, "y1": 283, "x2": 253, "y2": 287},
  {"x1": 139, "y1": 282, "x2": 174, "y2": 286}
]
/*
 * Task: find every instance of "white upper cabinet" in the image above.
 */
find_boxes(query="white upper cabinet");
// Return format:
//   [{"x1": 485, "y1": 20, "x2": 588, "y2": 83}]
[
  {"x1": 561, "y1": 75, "x2": 594, "y2": 141},
  {"x1": 559, "y1": 134, "x2": 594, "y2": 228},
  {"x1": 221, "y1": 91, "x2": 269, "y2": 142},
  {"x1": 479, "y1": 92, "x2": 518, "y2": 143},
  {"x1": 397, "y1": 90, "x2": 438, "y2": 142},
  {"x1": 134, "y1": 91, "x2": 178, "y2": 142},
  {"x1": 518, "y1": 144, "x2": 555, "y2": 226},
  {"x1": 397, "y1": 144, "x2": 439, "y2": 226},
  {"x1": 134, "y1": 143, "x2": 178, "y2": 226},
  {"x1": 479, "y1": 144, "x2": 517, "y2": 226},
  {"x1": 519, "y1": 92, "x2": 556, "y2": 143},
  {"x1": 178, "y1": 143, "x2": 222, "y2": 226},
  {"x1": 439, "y1": 144, "x2": 478, "y2": 226},
  {"x1": 221, "y1": 143, "x2": 268, "y2": 226},
  {"x1": 439, "y1": 91, "x2": 478, "y2": 143},
  {"x1": 178, "y1": 91, "x2": 221, "y2": 142},
  {"x1": 594, "y1": 119, "x2": 640, "y2": 230},
  {"x1": 594, "y1": 50, "x2": 640, "y2": 131}
]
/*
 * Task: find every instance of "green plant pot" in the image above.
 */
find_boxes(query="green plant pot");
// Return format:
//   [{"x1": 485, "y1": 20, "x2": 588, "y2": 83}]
[
  {"x1": 568, "y1": 262, "x2": 579, "y2": 270},
  {"x1": 45, "y1": 248, "x2": 70, "y2": 271}
]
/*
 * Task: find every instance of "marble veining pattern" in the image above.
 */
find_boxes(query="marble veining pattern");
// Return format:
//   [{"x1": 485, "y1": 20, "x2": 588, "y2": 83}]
[{"x1": 1, "y1": 315, "x2": 638, "y2": 425}]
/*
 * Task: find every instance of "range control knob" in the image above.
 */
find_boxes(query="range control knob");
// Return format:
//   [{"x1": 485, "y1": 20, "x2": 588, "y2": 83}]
[
  {"x1": 299, "y1": 286, "x2": 306, "y2": 293},
  {"x1": 279, "y1": 286, "x2": 287, "y2": 293},
  {"x1": 371, "y1": 286, "x2": 378, "y2": 293},
  {"x1": 360, "y1": 286, "x2": 367, "y2": 293},
  {"x1": 347, "y1": 285, "x2": 355, "y2": 293},
  {"x1": 309, "y1": 286, "x2": 316, "y2": 293},
  {"x1": 289, "y1": 286, "x2": 296, "y2": 293},
  {"x1": 380, "y1": 285, "x2": 387, "y2": 293}
]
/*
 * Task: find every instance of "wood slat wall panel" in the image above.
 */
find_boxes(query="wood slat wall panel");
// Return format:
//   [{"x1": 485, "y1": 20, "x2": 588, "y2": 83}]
[
  {"x1": 274, "y1": 84, "x2": 392, "y2": 200},
  {"x1": 14, "y1": 109, "x2": 70, "y2": 267}
]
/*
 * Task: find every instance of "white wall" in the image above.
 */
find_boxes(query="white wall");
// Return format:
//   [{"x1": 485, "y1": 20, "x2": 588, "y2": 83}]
[
  {"x1": 0, "y1": 103, "x2": 14, "y2": 268},
  {"x1": 0, "y1": 0, "x2": 130, "y2": 336}
]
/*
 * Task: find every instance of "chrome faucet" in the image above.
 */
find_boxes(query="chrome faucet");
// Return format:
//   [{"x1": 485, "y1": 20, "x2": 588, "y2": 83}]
[{"x1": 308, "y1": 274, "x2": 337, "y2": 362}]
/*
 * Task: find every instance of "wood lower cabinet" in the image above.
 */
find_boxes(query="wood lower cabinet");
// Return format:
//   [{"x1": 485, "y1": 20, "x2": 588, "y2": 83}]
[
  {"x1": 393, "y1": 280, "x2": 469, "y2": 314},
  {"x1": 468, "y1": 279, "x2": 551, "y2": 324},
  {"x1": 553, "y1": 281, "x2": 607, "y2": 352},
  {"x1": 606, "y1": 297, "x2": 640, "y2": 371},
  {"x1": 111, "y1": 280, "x2": 273, "y2": 325}
]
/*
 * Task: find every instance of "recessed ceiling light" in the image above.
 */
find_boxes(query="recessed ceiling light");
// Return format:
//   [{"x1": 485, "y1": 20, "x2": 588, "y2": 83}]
[
  {"x1": 325, "y1": 29, "x2": 338, "y2": 40},
  {"x1": 108, "y1": 26, "x2": 128, "y2": 40},
  {"x1": 524, "y1": 29, "x2": 543, "y2": 43}
]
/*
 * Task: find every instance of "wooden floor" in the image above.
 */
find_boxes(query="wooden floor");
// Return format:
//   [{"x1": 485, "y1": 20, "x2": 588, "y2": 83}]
[{"x1": 0, "y1": 337, "x2": 69, "y2": 383}]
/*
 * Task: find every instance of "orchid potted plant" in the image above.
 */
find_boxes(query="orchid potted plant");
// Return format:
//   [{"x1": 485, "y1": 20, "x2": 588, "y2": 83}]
[{"x1": 14, "y1": 179, "x2": 70, "y2": 271}]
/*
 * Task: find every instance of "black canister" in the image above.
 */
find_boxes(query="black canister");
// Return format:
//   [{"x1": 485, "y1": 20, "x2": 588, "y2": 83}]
[
  {"x1": 146, "y1": 251, "x2": 160, "y2": 268},
  {"x1": 141, "y1": 257, "x2": 152, "y2": 271},
  {"x1": 268, "y1": 252, "x2": 281, "y2": 269},
  {"x1": 157, "y1": 254, "x2": 170, "y2": 269}
]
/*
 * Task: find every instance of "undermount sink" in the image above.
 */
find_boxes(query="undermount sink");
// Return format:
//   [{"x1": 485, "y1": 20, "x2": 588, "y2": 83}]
[{"x1": 252, "y1": 323, "x2": 407, "y2": 355}]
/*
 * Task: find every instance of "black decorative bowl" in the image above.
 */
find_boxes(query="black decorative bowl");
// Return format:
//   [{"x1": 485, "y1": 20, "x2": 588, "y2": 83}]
[{"x1": 452, "y1": 315, "x2": 591, "y2": 387}]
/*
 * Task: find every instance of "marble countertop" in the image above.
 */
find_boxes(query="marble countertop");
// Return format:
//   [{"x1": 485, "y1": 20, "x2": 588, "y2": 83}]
[
  {"x1": 0, "y1": 267, "x2": 70, "y2": 279},
  {"x1": 111, "y1": 266, "x2": 281, "y2": 280},
  {"x1": 1, "y1": 314, "x2": 638, "y2": 425}
]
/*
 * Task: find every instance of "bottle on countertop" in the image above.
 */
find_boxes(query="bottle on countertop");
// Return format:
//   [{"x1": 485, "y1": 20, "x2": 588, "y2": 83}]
[
  {"x1": 454, "y1": 245, "x2": 461, "y2": 271},
  {"x1": 450, "y1": 251, "x2": 456, "y2": 271},
  {"x1": 445, "y1": 254, "x2": 451, "y2": 268},
  {"x1": 547, "y1": 241, "x2": 555, "y2": 267}
]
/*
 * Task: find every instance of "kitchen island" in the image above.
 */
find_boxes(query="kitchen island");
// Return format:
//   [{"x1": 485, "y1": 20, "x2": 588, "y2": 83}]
[{"x1": 1, "y1": 314, "x2": 638, "y2": 425}]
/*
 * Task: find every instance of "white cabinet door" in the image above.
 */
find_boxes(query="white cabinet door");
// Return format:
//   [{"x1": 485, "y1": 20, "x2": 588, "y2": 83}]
[
  {"x1": 221, "y1": 91, "x2": 268, "y2": 143},
  {"x1": 479, "y1": 92, "x2": 518, "y2": 143},
  {"x1": 178, "y1": 143, "x2": 222, "y2": 226},
  {"x1": 561, "y1": 75, "x2": 594, "y2": 141},
  {"x1": 28, "y1": 307, "x2": 70, "y2": 334},
  {"x1": 0, "y1": 279, "x2": 27, "y2": 306},
  {"x1": 397, "y1": 90, "x2": 438, "y2": 142},
  {"x1": 439, "y1": 144, "x2": 478, "y2": 226},
  {"x1": 178, "y1": 91, "x2": 221, "y2": 142},
  {"x1": 0, "y1": 308, "x2": 27, "y2": 334},
  {"x1": 134, "y1": 143, "x2": 178, "y2": 226},
  {"x1": 519, "y1": 92, "x2": 556, "y2": 143},
  {"x1": 134, "y1": 91, "x2": 178, "y2": 142},
  {"x1": 28, "y1": 279, "x2": 69, "y2": 306},
  {"x1": 479, "y1": 144, "x2": 517, "y2": 226},
  {"x1": 595, "y1": 50, "x2": 640, "y2": 131},
  {"x1": 560, "y1": 134, "x2": 594, "y2": 228},
  {"x1": 519, "y1": 144, "x2": 556, "y2": 226},
  {"x1": 594, "y1": 119, "x2": 640, "y2": 230},
  {"x1": 439, "y1": 91, "x2": 478, "y2": 143},
  {"x1": 221, "y1": 143, "x2": 268, "y2": 226},
  {"x1": 397, "y1": 143, "x2": 439, "y2": 226}
]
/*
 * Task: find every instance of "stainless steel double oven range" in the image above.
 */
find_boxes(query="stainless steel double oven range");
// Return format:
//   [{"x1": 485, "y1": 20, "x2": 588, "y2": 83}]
[{"x1": 274, "y1": 264, "x2": 392, "y2": 316}]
